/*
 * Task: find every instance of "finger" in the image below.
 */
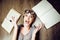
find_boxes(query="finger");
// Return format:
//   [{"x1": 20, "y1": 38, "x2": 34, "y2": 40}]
[
  {"x1": 12, "y1": 16, "x2": 15, "y2": 21},
  {"x1": 12, "y1": 16, "x2": 16, "y2": 22}
]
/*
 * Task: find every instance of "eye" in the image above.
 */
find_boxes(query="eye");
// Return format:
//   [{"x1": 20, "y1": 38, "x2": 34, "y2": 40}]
[{"x1": 30, "y1": 16, "x2": 33, "y2": 18}]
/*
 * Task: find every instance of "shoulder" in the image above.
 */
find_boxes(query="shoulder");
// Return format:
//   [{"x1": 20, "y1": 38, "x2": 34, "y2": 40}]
[
  {"x1": 17, "y1": 24, "x2": 23, "y2": 33},
  {"x1": 18, "y1": 24, "x2": 23, "y2": 28},
  {"x1": 16, "y1": 24, "x2": 23, "y2": 40},
  {"x1": 30, "y1": 25, "x2": 35, "y2": 32},
  {"x1": 31, "y1": 25, "x2": 35, "y2": 29},
  {"x1": 18, "y1": 24, "x2": 23, "y2": 27}
]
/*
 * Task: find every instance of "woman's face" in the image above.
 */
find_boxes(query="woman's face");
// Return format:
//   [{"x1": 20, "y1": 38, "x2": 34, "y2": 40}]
[{"x1": 24, "y1": 13, "x2": 34, "y2": 26}]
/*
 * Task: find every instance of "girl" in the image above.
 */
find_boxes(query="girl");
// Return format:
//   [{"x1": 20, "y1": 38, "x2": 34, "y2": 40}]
[{"x1": 12, "y1": 9, "x2": 44, "y2": 40}]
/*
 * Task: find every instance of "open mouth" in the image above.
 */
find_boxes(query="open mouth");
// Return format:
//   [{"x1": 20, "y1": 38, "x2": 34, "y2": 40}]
[{"x1": 25, "y1": 20, "x2": 29, "y2": 24}]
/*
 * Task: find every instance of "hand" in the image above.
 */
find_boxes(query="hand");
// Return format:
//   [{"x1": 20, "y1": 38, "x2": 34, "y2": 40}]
[
  {"x1": 33, "y1": 23, "x2": 44, "y2": 34},
  {"x1": 11, "y1": 16, "x2": 17, "y2": 28}
]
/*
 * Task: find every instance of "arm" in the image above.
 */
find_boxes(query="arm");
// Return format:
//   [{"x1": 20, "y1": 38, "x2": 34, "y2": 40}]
[
  {"x1": 31, "y1": 33, "x2": 36, "y2": 40},
  {"x1": 31, "y1": 23, "x2": 44, "y2": 40},
  {"x1": 11, "y1": 16, "x2": 18, "y2": 40},
  {"x1": 31, "y1": 27, "x2": 39, "y2": 40},
  {"x1": 12, "y1": 24, "x2": 18, "y2": 40}
]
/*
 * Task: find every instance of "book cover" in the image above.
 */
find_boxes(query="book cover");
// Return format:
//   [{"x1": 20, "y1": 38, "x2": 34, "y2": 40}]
[
  {"x1": 1, "y1": 8, "x2": 21, "y2": 33},
  {"x1": 32, "y1": 1, "x2": 60, "y2": 29}
]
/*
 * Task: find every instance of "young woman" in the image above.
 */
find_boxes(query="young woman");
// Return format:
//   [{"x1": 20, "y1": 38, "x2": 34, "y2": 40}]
[{"x1": 12, "y1": 9, "x2": 44, "y2": 40}]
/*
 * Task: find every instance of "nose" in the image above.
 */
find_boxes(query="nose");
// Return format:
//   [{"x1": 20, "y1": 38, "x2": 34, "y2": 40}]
[
  {"x1": 27, "y1": 17, "x2": 30, "y2": 20},
  {"x1": 26, "y1": 15, "x2": 31, "y2": 20}
]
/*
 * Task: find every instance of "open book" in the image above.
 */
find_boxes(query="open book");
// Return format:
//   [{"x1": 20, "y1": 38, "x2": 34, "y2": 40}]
[
  {"x1": 32, "y1": 1, "x2": 60, "y2": 29},
  {"x1": 1, "y1": 8, "x2": 21, "y2": 33}
]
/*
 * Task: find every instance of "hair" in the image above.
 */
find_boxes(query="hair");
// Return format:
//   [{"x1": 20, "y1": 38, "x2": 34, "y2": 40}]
[{"x1": 24, "y1": 9, "x2": 37, "y2": 27}]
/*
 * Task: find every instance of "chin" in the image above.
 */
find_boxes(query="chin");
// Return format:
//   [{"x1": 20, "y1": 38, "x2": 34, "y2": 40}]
[
  {"x1": 24, "y1": 23, "x2": 29, "y2": 25},
  {"x1": 25, "y1": 23, "x2": 28, "y2": 25}
]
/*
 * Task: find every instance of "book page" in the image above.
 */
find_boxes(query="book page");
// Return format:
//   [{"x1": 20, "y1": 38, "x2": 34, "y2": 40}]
[
  {"x1": 40, "y1": 8, "x2": 60, "y2": 29},
  {"x1": 32, "y1": 1, "x2": 60, "y2": 29},
  {"x1": 1, "y1": 8, "x2": 21, "y2": 33},
  {"x1": 1, "y1": 18, "x2": 13, "y2": 33},
  {"x1": 32, "y1": 1, "x2": 53, "y2": 17},
  {"x1": 32, "y1": 17, "x2": 42, "y2": 27}
]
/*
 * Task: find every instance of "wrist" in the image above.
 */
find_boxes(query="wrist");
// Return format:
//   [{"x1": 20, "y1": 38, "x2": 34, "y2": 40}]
[
  {"x1": 14, "y1": 25, "x2": 18, "y2": 29},
  {"x1": 31, "y1": 33, "x2": 36, "y2": 40},
  {"x1": 32, "y1": 33, "x2": 36, "y2": 37}
]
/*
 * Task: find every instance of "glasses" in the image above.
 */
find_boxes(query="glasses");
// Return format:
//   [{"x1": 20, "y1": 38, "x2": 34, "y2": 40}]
[{"x1": 25, "y1": 10, "x2": 35, "y2": 15}]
